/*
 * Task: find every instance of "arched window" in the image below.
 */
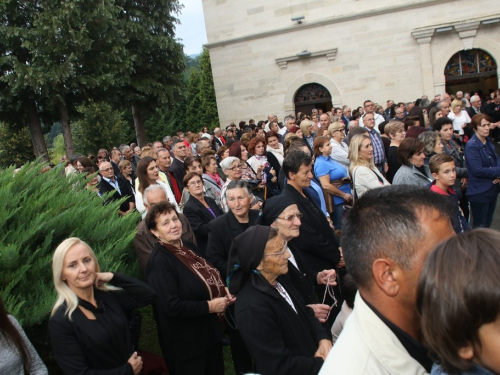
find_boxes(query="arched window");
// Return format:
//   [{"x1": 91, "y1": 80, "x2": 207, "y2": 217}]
[
  {"x1": 445, "y1": 49, "x2": 497, "y2": 77},
  {"x1": 294, "y1": 83, "x2": 332, "y2": 116}
]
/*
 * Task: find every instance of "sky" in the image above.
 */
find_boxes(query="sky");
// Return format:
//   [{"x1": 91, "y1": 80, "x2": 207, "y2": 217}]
[{"x1": 176, "y1": 0, "x2": 208, "y2": 56}]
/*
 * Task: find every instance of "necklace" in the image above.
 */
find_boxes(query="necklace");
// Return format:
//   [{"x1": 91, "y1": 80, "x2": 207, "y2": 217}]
[{"x1": 321, "y1": 274, "x2": 339, "y2": 320}]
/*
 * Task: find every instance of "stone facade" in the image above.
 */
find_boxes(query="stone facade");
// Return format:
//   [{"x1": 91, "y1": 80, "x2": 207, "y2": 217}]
[{"x1": 202, "y1": 0, "x2": 500, "y2": 124}]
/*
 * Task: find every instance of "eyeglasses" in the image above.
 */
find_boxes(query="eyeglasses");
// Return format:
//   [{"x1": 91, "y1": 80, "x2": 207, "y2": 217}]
[
  {"x1": 188, "y1": 180, "x2": 203, "y2": 187},
  {"x1": 277, "y1": 213, "x2": 303, "y2": 222},
  {"x1": 333, "y1": 128, "x2": 345, "y2": 133},
  {"x1": 227, "y1": 164, "x2": 242, "y2": 171},
  {"x1": 263, "y1": 241, "x2": 288, "y2": 257},
  {"x1": 100, "y1": 167, "x2": 113, "y2": 172}
]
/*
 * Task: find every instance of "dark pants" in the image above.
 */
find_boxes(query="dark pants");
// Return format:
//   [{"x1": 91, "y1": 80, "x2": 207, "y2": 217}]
[
  {"x1": 332, "y1": 203, "x2": 345, "y2": 229},
  {"x1": 175, "y1": 343, "x2": 224, "y2": 375},
  {"x1": 470, "y1": 196, "x2": 498, "y2": 228},
  {"x1": 226, "y1": 307, "x2": 255, "y2": 375}
]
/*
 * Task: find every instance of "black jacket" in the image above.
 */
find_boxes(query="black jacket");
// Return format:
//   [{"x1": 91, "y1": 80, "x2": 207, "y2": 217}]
[
  {"x1": 235, "y1": 274, "x2": 329, "y2": 375},
  {"x1": 182, "y1": 196, "x2": 222, "y2": 257},
  {"x1": 145, "y1": 242, "x2": 224, "y2": 363},
  {"x1": 49, "y1": 273, "x2": 156, "y2": 375},
  {"x1": 168, "y1": 158, "x2": 186, "y2": 189},
  {"x1": 287, "y1": 240, "x2": 319, "y2": 305},
  {"x1": 206, "y1": 209, "x2": 260, "y2": 281},
  {"x1": 97, "y1": 176, "x2": 135, "y2": 213},
  {"x1": 281, "y1": 184, "x2": 341, "y2": 273}
]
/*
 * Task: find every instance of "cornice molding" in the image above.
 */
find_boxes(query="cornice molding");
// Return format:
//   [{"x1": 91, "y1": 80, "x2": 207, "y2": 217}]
[{"x1": 275, "y1": 48, "x2": 337, "y2": 70}]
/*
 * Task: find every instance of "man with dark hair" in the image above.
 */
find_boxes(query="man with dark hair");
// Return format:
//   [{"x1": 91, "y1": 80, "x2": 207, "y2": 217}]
[
  {"x1": 434, "y1": 116, "x2": 468, "y2": 219},
  {"x1": 110, "y1": 149, "x2": 122, "y2": 176},
  {"x1": 168, "y1": 139, "x2": 188, "y2": 189},
  {"x1": 359, "y1": 99, "x2": 385, "y2": 131},
  {"x1": 363, "y1": 112, "x2": 387, "y2": 174},
  {"x1": 281, "y1": 151, "x2": 342, "y2": 282},
  {"x1": 320, "y1": 186, "x2": 454, "y2": 374},
  {"x1": 404, "y1": 115, "x2": 427, "y2": 138}
]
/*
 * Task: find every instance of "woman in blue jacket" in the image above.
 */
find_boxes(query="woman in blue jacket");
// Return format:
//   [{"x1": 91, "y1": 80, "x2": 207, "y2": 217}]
[{"x1": 464, "y1": 114, "x2": 500, "y2": 228}]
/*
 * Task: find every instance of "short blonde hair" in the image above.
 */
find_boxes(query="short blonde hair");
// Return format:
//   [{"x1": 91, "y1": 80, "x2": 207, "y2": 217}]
[
  {"x1": 348, "y1": 134, "x2": 375, "y2": 174},
  {"x1": 300, "y1": 119, "x2": 313, "y2": 136},
  {"x1": 384, "y1": 121, "x2": 405, "y2": 137},
  {"x1": 51, "y1": 238, "x2": 116, "y2": 320},
  {"x1": 328, "y1": 121, "x2": 344, "y2": 135},
  {"x1": 451, "y1": 99, "x2": 463, "y2": 112},
  {"x1": 141, "y1": 146, "x2": 157, "y2": 159}
]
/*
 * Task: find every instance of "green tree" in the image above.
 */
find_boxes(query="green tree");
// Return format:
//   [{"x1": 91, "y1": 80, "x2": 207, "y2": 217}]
[
  {"x1": 49, "y1": 134, "x2": 66, "y2": 165},
  {"x1": 185, "y1": 68, "x2": 202, "y2": 131},
  {"x1": 115, "y1": 0, "x2": 186, "y2": 146},
  {"x1": 0, "y1": 122, "x2": 35, "y2": 167},
  {"x1": 199, "y1": 48, "x2": 220, "y2": 130},
  {"x1": 0, "y1": 0, "x2": 49, "y2": 161},
  {"x1": 72, "y1": 101, "x2": 127, "y2": 155},
  {"x1": 23, "y1": 0, "x2": 130, "y2": 158}
]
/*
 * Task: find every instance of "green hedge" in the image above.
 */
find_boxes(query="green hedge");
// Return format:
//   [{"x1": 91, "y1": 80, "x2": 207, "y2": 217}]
[{"x1": 0, "y1": 161, "x2": 141, "y2": 327}]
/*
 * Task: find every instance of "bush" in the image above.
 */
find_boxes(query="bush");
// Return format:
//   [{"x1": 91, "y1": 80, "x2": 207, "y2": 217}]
[
  {"x1": 0, "y1": 122, "x2": 36, "y2": 168},
  {"x1": 0, "y1": 161, "x2": 141, "y2": 327}
]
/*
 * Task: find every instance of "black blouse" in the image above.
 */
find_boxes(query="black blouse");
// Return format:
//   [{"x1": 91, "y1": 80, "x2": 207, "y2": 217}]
[{"x1": 49, "y1": 273, "x2": 156, "y2": 375}]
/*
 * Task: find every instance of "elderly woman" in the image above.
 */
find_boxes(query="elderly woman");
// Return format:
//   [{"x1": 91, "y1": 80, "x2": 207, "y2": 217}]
[
  {"x1": 257, "y1": 196, "x2": 337, "y2": 322},
  {"x1": 348, "y1": 134, "x2": 390, "y2": 198},
  {"x1": 385, "y1": 121, "x2": 405, "y2": 183},
  {"x1": 313, "y1": 137, "x2": 352, "y2": 229},
  {"x1": 448, "y1": 98, "x2": 471, "y2": 136},
  {"x1": 135, "y1": 157, "x2": 179, "y2": 217},
  {"x1": 418, "y1": 131, "x2": 443, "y2": 165},
  {"x1": 392, "y1": 138, "x2": 433, "y2": 187},
  {"x1": 182, "y1": 172, "x2": 222, "y2": 256},
  {"x1": 202, "y1": 154, "x2": 223, "y2": 205},
  {"x1": 328, "y1": 122, "x2": 349, "y2": 168},
  {"x1": 134, "y1": 146, "x2": 142, "y2": 158},
  {"x1": 145, "y1": 202, "x2": 232, "y2": 375},
  {"x1": 300, "y1": 119, "x2": 315, "y2": 154},
  {"x1": 49, "y1": 238, "x2": 156, "y2": 375},
  {"x1": 465, "y1": 114, "x2": 500, "y2": 228},
  {"x1": 227, "y1": 226, "x2": 332, "y2": 375}
]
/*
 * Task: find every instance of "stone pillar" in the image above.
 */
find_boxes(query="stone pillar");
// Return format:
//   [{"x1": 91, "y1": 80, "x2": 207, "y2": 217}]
[
  {"x1": 454, "y1": 21, "x2": 480, "y2": 50},
  {"x1": 411, "y1": 29, "x2": 435, "y2": 97}
]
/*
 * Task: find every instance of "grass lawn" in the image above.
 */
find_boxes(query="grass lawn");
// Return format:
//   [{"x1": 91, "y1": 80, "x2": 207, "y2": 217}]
[{"x1": 139, "y1": 305, "x2": 237, "y2": 375}]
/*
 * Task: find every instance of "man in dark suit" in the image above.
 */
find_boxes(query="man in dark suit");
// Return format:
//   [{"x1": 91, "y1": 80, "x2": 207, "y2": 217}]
[
  {"x1": 205, "y1": 179, "x2": 258, "y2": 375},
  {"x1": 168, "y1": 139, "x2": 188, "y2": 189},
  {"x1": 466, "y1": 95, "x2": 482, "y2": 119},
  {"x1": 97, "y1": 161, "x2": 135, "y2": 216},
  {"x1": 110, "y1": 149, "x2": 122, "y2": 176}
]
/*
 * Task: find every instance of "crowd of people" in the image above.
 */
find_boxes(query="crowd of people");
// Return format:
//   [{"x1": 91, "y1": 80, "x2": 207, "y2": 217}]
[{"x1": 4, "y1": 88, "x2": 500, "y2": 375}]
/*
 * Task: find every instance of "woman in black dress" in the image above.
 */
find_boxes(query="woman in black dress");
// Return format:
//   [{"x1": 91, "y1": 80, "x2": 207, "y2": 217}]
[
  {"x1": 49, "y1": 237, "x2": 156, "y2": 375},
  {"x1": 145, "y1": 201, "x2": 234, "y2": 375}
]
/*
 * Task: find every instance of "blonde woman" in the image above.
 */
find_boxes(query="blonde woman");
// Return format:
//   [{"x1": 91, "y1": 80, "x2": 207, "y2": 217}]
[
  {"x1": 348, "y1": 134, "x2": 390, "y2": 198},
  {"x1": 300, "y1": 118, "x2": 315, "y2": 153},
  {"x1": 49, "y1": 238, "x2": 156, "y2": 375},
  {"x1": 448, "y1": 99, "x2": 471, "y2": 136}
]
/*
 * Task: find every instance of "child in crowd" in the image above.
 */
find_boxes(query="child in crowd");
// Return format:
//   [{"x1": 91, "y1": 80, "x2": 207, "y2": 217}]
[
  {"x1": 428, "y1": 153, "x2": 469, "y2": 233},
  {"x1": 418, "y1": 229, "x2": 500, "y2": 375}
]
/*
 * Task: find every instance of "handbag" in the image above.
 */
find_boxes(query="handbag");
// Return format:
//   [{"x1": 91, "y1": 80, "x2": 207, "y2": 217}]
[{"x1": 324, "y1": 177, "x2": 351, "y2": 214}]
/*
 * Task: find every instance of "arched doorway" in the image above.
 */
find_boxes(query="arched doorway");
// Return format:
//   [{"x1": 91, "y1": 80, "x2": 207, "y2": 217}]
[
  {"x1": 294, "y1": 83, "x2": 332, "y2": 117},
  {"x1": 445, "y1": 49, "x2": 498, "y2": 96}
]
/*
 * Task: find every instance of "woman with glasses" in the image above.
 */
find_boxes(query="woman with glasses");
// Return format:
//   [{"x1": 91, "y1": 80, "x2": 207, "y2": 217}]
[
  {"x1": 313, "y1": 137, "x2": 352, "y2": 230},
  {"x1": 257, "y1": 196, "x2": 337, "y2": 322},
  {"x1": 448, "y1": 99, "x2": 471, "y2": 137},
  {"x1": 182, "y1": 172, "x2": 222, "y2": 257},
  {"x1": 328, "y1": 122, "x2": 349, "y2": 168},
  {"x1": 227, "y1": 225, "x2": 332, "y2": 375}
]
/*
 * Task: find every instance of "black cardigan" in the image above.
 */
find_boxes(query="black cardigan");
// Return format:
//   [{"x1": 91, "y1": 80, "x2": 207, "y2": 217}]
[
  {"x1": 281, "y1": 184, "x2": 341, "y2": 273},
  {"x1": 49, "y1": 273, "x2": 156, "y2": 375},
  {"x1": 205, "y1": 209, "x2": 260, "y2": 281},
  {"x1": 182, "y1": 195, "x2": 222, "y2": 257},
  {"x1": 145, "y1": 242, "x2": 224, "y2": 363},
  {"x1": 235, "y1": 274, "x2": 329, "y2": 375}
]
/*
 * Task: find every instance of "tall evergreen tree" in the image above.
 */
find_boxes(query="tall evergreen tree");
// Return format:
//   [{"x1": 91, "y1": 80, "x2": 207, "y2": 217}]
[
  {"x1": 199, "y1": 48, "x2": 220, "y2": 130},
  {"x1": 115, "y1": 0, "x2": 185, "y2": 146},
  {"x1": 185, "y1": 68, "x2": 202, "y2": 131}
]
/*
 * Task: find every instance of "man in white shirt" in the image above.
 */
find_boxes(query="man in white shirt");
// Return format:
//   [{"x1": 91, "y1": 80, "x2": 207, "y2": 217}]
[
  {"x1": 359, "y1": 100, "x2": 385, "y2": 132},
  {"x1": 319, "y1": 186, "x2": 454, "y2": 375}
]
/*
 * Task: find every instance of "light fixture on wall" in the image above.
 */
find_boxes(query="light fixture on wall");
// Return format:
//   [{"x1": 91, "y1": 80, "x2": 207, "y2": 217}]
[
  {"x1": 296, "y1": 50, "x2": 311, "y2": 57},
  {"x1": 291, "y1": 16, "x2": 305, "y2": 24},
  {"x1": 482, "y1": 18, "x2": 499, "y2": 25},
  {"x1": 436, "y1": 26, "x2": 453, "y2": 32}
]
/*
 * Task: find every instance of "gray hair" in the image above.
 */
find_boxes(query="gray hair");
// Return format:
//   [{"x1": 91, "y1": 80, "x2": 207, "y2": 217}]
[
  {"x1": 220, "y1": 156, "x2": 240, "y2": 170},
  {"x1": 420, "y1": 99, "x2": 431, "y2": 108},
  {"x1": 418, "y1": 131, "x2": 440, "y2": 156},
  {"x1": 226, "y1": 180, "x2": 252, "y2": 197},
  {"x1": 120, "y1": 145, "x2": 131, "y2": 153},
  {"x1": 470, "y1": 95, "x2": 480, "y2": 104},
  {"x1": 143, "y1": 184, "x2": 166, "y2": 206},
  {"x1": 162, "y1": 135, "x2": 172, "y2": 144},
  {"x1": 437, "y1": 100, "x2": 448, "y2": 109}
]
